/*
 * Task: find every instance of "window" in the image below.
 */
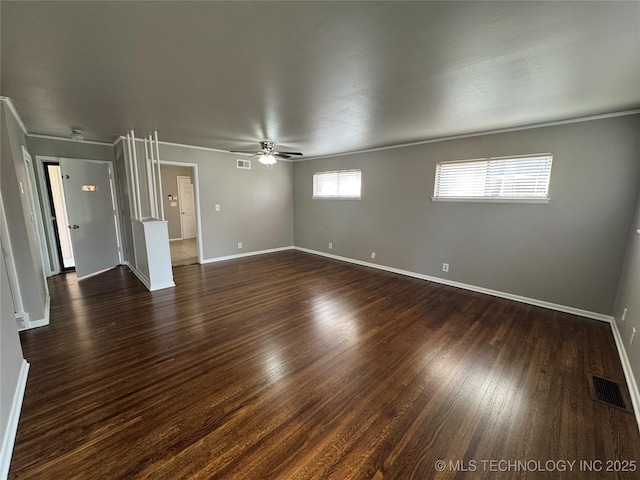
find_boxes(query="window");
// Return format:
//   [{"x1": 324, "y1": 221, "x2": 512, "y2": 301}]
[
  {"x1": 313, "y1": 169, "x2": 361, "y2": 199},
  {"x1": 432, "y1": 154, "x2": 552, "y2": 203}
]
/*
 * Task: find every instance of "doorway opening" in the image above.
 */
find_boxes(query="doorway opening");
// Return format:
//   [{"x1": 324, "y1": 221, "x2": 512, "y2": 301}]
[
  {"x1": 43, "y1": 162, "x2": 75, "y2": 271},
  {"x1": 160, "y1": 163, "x2": 200, "y2": 267}
]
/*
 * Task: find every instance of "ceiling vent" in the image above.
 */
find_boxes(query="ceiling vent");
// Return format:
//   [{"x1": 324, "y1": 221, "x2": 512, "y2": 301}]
[{"x1": 237, "y1": 159, "x2": 251, "y2": 170}]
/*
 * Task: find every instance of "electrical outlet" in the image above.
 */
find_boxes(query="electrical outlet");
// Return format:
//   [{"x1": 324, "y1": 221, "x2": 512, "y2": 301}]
[
  {"x1": 328, "y1": 242, "x2": 333, "y2": 250},
  {"x1": 237, "y1": 242, "x2": 242, "y2": 249},
  {"x1": 371, "y1": 252, "x2": 376, "y2": 259},
  {"x1": 442, "y1": 263, "x2": 449, "y2": 272},
  {"x1": 622, "y1": 308, "x2": 628, "y2": 322},
  {"x1": 631, "y1": 327, "x2": 636, "y2": 346},
  {"x1": 215, "y1": 204, "x2": 220, "y2": 211}
]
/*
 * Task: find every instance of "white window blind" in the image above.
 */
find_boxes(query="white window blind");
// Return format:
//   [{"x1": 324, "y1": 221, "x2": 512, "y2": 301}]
[
  {"x1": 313, "y1": 169, "x2": 361, "y2": 199},
  {"x1": 433, "y1": 154, "x2": 552, "y2": 202}
]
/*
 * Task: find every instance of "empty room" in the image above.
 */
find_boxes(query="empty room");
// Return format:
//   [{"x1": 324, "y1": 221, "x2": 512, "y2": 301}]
[{"x1": 2, "y1": 2, "x2": 640, "y2": 479}]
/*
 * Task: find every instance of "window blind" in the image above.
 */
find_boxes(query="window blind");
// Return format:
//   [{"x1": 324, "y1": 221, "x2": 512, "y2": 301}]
[
  {"x1": 433, "y1": 154, "x2": 552, "y2": 202},
  {"x1": 313, "y1": 169, "x2": 361, "y2": 198}
]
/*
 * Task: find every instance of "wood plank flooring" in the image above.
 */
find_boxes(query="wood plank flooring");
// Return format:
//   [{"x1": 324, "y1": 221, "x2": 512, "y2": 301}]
[{"x1": 10, "y1": 251, "x2": 640, "y2": 479}]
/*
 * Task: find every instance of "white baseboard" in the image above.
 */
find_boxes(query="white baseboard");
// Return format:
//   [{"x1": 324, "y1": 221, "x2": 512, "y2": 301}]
[
  {"x1": 149, "y1": 282, "x2": 177, "y2": 291},
  {"x1": 126, "y1": 261, "x2": 151, "y2": 290},
  {"x1": 610, "y1": 320, "x2": 640, "y2": 432},
  {"x1": 293, "y1": 247, "x2": 612, "y2": 323},
  {"x1": 126, "y1": 262, "x2": 176, "y2": 292},
  {"x1": 0, "y1": 360, "x2": 30, "y2": 480},
  {"x1": 17, "y1": 294, "x2": 50, "y2": 331},
  {"x1": 14, "y1": 312, "x2": 28, "y2": 330},
  {"x1": 169, "y1": 238, "x2": 183, "y2": 242},
  {"x1": 201, "y1": 246, "x2": 294, "y2": 264}
]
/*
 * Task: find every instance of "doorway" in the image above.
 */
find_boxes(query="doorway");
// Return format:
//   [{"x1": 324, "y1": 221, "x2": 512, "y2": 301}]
[
  {"x1": 36, "y1": 156, "x2": 123, "y2": 278},
  {"x1": 159, "y1": 162, "x2": 201, "y2": 267},
  {"x1": 43, "y1": 162, "x2": 75, "y2": 271}
]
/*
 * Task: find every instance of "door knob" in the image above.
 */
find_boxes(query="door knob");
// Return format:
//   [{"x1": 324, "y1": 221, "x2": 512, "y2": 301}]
[{"x1": 68, "y1": 224, "x2": 80, "y2": 229}]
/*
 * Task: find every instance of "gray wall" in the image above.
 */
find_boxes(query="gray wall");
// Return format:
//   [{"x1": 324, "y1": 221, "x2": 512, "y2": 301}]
[
  {"x1": 614, "y1": 188, "x2": 640, "y2": 400},
  {"x1": 160, "y1": 164, "x2": 193, "y2": 239},
  {"x1": 27, "y1": 136, "x2": 115, "y2": 162},
  {"x1": 158, "y1": 144, "x2": 293, "y2": 260},
  {"x1": 1, "y1": 102, "x2": 47, "y2": 321},
  {"x1": 294, "y1": 114, "x2": 640, "y2": 315},
  {"x1": 0, "y1": 248, "x2": 26, "y2": 452}
]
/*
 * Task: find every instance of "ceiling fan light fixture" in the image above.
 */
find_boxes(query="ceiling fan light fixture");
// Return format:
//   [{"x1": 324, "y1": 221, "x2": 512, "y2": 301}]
[{"x1": 259, "y1": 153, "x2": 277, "y2": 165}]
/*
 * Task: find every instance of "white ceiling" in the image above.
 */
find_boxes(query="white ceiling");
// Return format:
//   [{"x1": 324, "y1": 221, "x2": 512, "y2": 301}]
[{"x1": 2, "y1": 2, "x2": 639, "y2": 158}]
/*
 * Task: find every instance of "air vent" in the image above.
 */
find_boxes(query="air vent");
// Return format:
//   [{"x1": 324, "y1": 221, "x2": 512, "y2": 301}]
[
  {"x1": 588, "y1": 375, "x2": 632, "y2": 412},
  {"x1": 237, "y1": 159, "x2": 251, "y2": 170}
]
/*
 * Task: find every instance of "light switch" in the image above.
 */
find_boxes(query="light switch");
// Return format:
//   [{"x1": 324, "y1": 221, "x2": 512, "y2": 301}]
[
  {"x1": 170, "y1": 202, "x2": 177, "y2": 207},
  {"x1": 215, "y1": 204, "x2": 220, "y2": 211}
]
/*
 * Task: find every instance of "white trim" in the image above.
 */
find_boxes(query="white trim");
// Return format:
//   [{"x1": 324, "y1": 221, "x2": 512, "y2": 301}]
[
  {"x1": 293, "y1": 247, "x2": 612, "y2": 322},
  {"x1": 34, "y1": 156, "x2": 62, "y2": 275},
  {"x1": 201, "y1": 246, "x2": 294, "y2": 264},
  {"x1": 18, "y1": 293, "x2": 50, "y2": 331},
  {"x1": 169, "y1": 237, "x2": 184, "y2": 242},
  {"x1": 26, "y1": 133, "x2": 113, "y2": 147},
  {"x1": 0, "y1": 96, "x2": 28, "y2": 136},
  {"x1": 0, "y1": 194, "x2": 25, "y2": 317},
  {"x1": 157, "y1": 139, "x2": 230, "y2": 154},
  {"x1": 126, "y1": 261, "x2": 150, "y2": 289},
  {"x1": 312, "y1": 196, "x2": 362, "y2": 200},
  {"x1": 610, "y1": 320, "x2": 640, "y2": 432},
  {"x1": 431, "y1": 197, "x2": 550, "y2": 204},
  {"x1": 125, "y1": 261, "x2": 175, "y2": 292},
  {"x1": 22, "y1": 147, "x2": 52, "y2": 280},
  {"x1": 14, "y1": 312, "x2": 29, "y2": 330},
  {"x1": 0, "y1": 360, "x2": 30, "y2": 480},
  {"x1": 300, "y1": 109, "x2": 640, "y2": 161},
  {"x1": 176, "y1": 175, "x2": 196, "y2": 240}
]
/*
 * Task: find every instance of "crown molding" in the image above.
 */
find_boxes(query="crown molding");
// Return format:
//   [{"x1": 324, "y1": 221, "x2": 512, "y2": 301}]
[
  {"x1": 26, "y1": 133, "x2": 114, "y2": 147},
  {"x1": 3, "y1": 94, "x2": 637, "y2": 161},
  {"x1": 300, "y1": 109, "x2": 640, "y2": 161},
  {"x1": 0, "y1": 97, "x2": 28, "y2": 136}
]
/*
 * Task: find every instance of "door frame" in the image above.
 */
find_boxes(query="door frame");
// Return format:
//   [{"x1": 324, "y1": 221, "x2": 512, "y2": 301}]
[
  {"x1": 177, "y1": 175, "x2": 196, "y2": 240},
  {"x1": 23, "y1": 147, "x2": 51, "y2": 287},
  {"x1": 159, "y1": 161, "x2": 202, "y2": 264},
  {"x1": 42, "y1": 161, "x2": 75, "y2": 272},
  {"x1": 0, "y1": 193, "x2": 26, "y2": 323},
  {"x1": 35, "y1": 155, "x2": 125, "y2": 274},
  {"x1": 35, "y1": 155, "x2": 62, "y2": 275}
]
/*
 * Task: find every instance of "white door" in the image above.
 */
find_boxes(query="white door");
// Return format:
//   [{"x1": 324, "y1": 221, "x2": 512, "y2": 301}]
[
  {"x1": 60, "y1": 159, "x2": 121, "y2": 278},
  {"x1": 177, "y1": 176, "x2": 196, "y2": 239}
]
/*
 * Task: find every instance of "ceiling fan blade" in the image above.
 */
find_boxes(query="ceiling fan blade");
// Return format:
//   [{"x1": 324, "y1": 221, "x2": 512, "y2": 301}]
[
  {"x1": 276, "y1": 151, "x2": 303, "y2": 155},
  {"x1": 230, "y1": 150, "x2": 259, "y2": 154},
  {"x1": 274, "y1": 153, "x2": 291, "y2": 159}
]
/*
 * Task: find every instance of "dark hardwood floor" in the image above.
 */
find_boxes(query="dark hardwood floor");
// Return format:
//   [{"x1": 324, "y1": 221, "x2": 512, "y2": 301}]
[{"x1": 10, "y1": 251, "x2": 640, "y2": 479}]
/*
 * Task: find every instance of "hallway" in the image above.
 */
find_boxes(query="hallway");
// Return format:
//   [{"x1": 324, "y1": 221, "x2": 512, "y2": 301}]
[{"x1": 169, "y1": 238, "x2": 197, "y2": 266}]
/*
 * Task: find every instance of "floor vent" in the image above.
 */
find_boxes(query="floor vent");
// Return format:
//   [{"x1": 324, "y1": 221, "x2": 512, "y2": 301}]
[{"x1": 588, "y1": 375, "x2": 632, "y2": 413}]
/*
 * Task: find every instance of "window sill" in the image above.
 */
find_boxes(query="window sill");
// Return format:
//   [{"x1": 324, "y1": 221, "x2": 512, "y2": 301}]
[
  {"x1": 312, "y1": 196, "x2": 361, "y2": 200},
  {"x1": 431, "y1": 197, "x2": 550, "y2": 204}
]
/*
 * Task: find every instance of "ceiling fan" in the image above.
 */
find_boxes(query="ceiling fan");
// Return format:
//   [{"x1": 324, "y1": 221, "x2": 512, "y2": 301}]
[{"x1": 231, "y1": 140, "x2": 303, "y2": 165}]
